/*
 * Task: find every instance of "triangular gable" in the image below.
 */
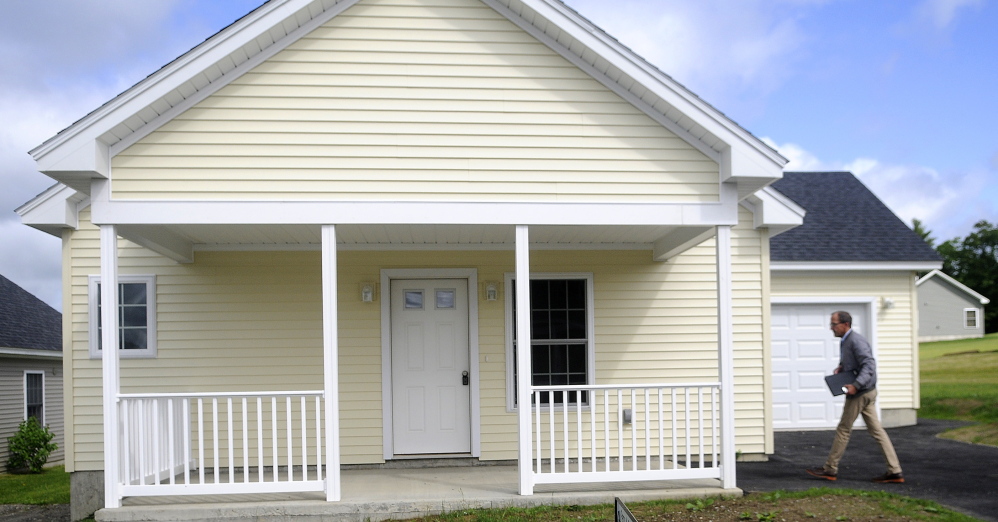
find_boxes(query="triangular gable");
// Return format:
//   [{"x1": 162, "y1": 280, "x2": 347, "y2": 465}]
[
  {"x1": 29, "y1": 0, "x2": 785, "y2": 197},
  {"x1": 916, "y1": 269, "x2": 990, "y2": 305}
]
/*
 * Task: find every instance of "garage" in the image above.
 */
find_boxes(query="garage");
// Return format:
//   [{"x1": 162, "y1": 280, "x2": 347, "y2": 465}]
[{"x1": 771, "y1": 302, "x2": 872, "y2": 430}]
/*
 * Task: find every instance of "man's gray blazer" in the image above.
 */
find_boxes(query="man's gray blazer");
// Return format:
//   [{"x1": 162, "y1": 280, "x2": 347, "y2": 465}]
[{"x1": 838, "y1": 329, "x2": 877, "y2": 392}]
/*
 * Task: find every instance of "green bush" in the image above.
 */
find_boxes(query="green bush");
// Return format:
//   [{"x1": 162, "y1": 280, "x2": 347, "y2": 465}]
[{"x1": 6, "y1": 417, "x2": 58, "y2": 473}]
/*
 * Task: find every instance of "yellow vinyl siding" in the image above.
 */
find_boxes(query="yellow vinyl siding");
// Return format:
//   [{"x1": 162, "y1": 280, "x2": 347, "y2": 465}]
[
  {"x1": 111, "y1": 0, "x2": 718, "y2": 203},
  {"x1": 771, "y1": 271, "x2": 918, "y2": 411}
]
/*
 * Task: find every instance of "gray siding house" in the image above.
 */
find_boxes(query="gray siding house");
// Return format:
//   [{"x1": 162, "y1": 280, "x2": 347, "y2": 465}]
[
  {"x1": 917, "y1": 269, "x2": 990, "y2": 341},
  {"x1": 0, "y1": 275, "x2": 64, "y2": 467}
]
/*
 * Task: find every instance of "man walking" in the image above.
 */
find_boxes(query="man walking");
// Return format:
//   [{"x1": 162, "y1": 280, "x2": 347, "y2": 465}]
[{"x1": 806, "y1": 311, "x2": 904, "y2": 483}]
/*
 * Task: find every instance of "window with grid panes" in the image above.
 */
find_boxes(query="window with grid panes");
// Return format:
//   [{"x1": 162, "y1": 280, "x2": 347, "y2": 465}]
[
  {"x1": 89, "y1": 275, "x2": 157, "y2": 358},
  {"x1": 25, "y1": 372, "x2": 44, "y2": 424},
  {"x1": 511, "y1": 278, "x2": 590, "y2": 407}
]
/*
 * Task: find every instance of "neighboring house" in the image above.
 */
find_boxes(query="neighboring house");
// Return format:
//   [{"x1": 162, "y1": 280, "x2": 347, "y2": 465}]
[
  {"x1": 916, "y1": 269, "x2": 990, "y2": 341},
  {"x1": 0, "y1": 274, "x2": 64, "y2": 467},
  {"x1": 18, "y1": 0, "x2": 841, "y2": 519},
  {"x1": 767, "y1": 172, "x2": 942, "y2": 431}
]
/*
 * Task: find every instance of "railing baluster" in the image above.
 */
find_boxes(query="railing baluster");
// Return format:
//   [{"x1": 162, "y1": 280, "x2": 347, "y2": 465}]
[
  {"x1": 548, "y1": 391, "x2": 555, "y2": 473},
  {"x1": 168, "y1": 399, "x2": 175, "y2": 485},
  {"x1": 212, "y1": 398, "x2": 219, "y2": 484},
  {"x1": 300, "y1": 396, "x2": 308, "y2": 481},
  {"x1": 257, "y1": 397, "x2": 264, "y2": 483},
  {"x1": 617, "y1": 389, "x2": 624, "y2": 472},
  {"x1": 712, "y1": 387, "x2": 719, "y2": 468},
  {"x1": 603, "y1": 389, "x2": 610, "y2": 472},
  {"x1": 183, "y1": 398, "x2": 190, "y2": 485},
  {"x1": 271, "y1": 397, "x2": 277, "y2": 483},
  {"x1": 644, "y1": 388, "x2": 650, "y2": 471},
  {"x1": 227, "y1": 397, "x2": 234, "y2": 483},
  {"x1": 671, "y1": 389, "x2": 677, "y2": 470},
  {"x1": 242, "y1": 398, "x2": 249, "y2": 484},
  {"x1": 138, "y1": 400, "x2": 146, "y2": 486},
  {"x1": 121, "y1": 401, "x2": 130, "y2": 486},
  {"x1": 286, "y1": 396, "x2": 293, "y2": 483},
  {"x1": 562, "y1": 391, "x2": 569, "y2": 473},
  {"x1": 630, "y1": 389, "x2": 637, "y2": 471},
  {"x1": 698, "y1": 388, "x2": 705, "y2": 468},
  {"x1": 197, "y1": 399, "x2": 205, "y2": 485},
  {"x1": 575, "y1": 389, "x2": 582, "y2": 473},
  {"x1": 153, "y1": 400, "x2": 160, "y2": 484},
  {"x1": 534, "y1": 390, "x2": 541, "y2": 473},
  {"x1": 315, "y1": 396, "x2": 323, "y2": 481},
  {"x1": 684, "y1": 389, "x2": 691, "y2": 469},
  {"x1": 657, "y1": 388, "x2": 664, "y2": 471},
  {"x1": 589, "y1": 388, "x2": 596, "y2": 473}
]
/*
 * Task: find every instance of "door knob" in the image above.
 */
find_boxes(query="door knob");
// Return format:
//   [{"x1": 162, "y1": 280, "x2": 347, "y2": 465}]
[{"x1": 462, "y1": 371, "x2": 469, "y2": 385}]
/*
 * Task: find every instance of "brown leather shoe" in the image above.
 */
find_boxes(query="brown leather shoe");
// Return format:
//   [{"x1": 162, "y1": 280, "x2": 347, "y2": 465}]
[
  {"x1": 872, "y1": 472, "x2": 904, "y2": 483},
  {"x1": 805, "y1": 467, "x2": 837, "y2": 481}
]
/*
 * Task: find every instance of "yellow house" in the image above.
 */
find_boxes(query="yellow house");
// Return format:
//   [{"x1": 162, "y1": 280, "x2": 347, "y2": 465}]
[{"x1": 16, "y1": 0, "x2": 809, "y2": 519}]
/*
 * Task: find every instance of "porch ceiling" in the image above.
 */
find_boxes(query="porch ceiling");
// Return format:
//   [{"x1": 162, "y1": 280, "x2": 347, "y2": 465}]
[{"x1": 118, "y1": 222, "x2": 706, "y2": 254}]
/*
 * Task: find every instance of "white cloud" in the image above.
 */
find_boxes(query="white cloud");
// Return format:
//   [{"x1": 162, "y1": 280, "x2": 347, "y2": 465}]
[{"x1": 914, "y1": 0, "x2": 986, "y2": 30}]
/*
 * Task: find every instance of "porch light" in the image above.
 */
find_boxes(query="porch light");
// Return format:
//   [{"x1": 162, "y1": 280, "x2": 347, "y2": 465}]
[
  {"x1": 484, "y1": 281, "x2": 500, "y2": 301},
  {"x1": 881, "y1": 297, "x2": 895, "y2": 309},
  {"x1": 361, "y1": 283, "x2": 376, "y2": 302}
]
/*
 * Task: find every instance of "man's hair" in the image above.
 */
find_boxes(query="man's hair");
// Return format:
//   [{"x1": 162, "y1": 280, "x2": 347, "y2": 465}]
[{"x1": 834, "y1": 311, "x2": 853, "y2": 326}]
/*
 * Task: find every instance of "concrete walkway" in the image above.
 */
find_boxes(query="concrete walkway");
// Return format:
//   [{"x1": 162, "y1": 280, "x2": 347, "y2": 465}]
[
  {"x1": 96, "y1": 466, "x2": 737, "y2": 521},
  {"x1": 738, "y1": 419, "x2": 998, "y2": 522}
]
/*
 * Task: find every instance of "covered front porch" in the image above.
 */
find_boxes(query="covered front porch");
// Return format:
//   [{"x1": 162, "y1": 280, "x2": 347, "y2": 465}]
[
  {"x1": 98, "y1": 461, "x2": 739, "y2": 522},
  {"x1": 93, "y1": 217, "x2": 741, "y2": 510}
]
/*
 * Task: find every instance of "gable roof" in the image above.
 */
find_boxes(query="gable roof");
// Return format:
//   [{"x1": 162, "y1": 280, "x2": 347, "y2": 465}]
[
  {"x1": 917, "y1": 269, "x2": 990, "y2": 305},
  {"x1": 27, "y1": 0, "x2": 784, "y2": 197},
  {"x1": 0, "y1": 275, "x2": 62, "y2": 352},
  {"x1": 769, "y1": 171, "x2": 942, "y2": 265}
]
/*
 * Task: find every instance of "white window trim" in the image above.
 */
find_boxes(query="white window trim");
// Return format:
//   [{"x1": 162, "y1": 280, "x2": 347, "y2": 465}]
[
  {"x1": 964, "y1": 308, "x2": 981, "y2": 329},
  {"x1": 504, "y1": 272, "x2": 596, "y2": 412},
  {"x1": 88, "y1": 274, "x2": 158, "y2": 359},
  {"x1": 24, "y1": 370, "x2": 45, "y2": 424}
]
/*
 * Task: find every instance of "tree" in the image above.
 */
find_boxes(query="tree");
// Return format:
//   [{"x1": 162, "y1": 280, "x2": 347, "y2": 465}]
[
  {"x1": 912, "y1": 218, "x2": 936, "y2": 248},
  {"x1": 936, "y1": 220, "x2": 998, "y2": 333}
]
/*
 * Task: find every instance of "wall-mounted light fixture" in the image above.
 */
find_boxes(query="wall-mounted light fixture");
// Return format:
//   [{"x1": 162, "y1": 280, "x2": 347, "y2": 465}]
[
  {"x1": 881, "y1": 297, "x2": 895, "y2": 310},
  {"x1": 484, "y1": 282, "x2": 500, "y2": 301},
  {"x1": 361, "y1": 283, "x2": 376, "y2": 302}
]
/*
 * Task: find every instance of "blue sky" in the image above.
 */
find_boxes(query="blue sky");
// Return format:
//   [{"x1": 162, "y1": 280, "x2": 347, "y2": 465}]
[{"x1": 2, "y1": 0, "x2": 996, "y2": 310}]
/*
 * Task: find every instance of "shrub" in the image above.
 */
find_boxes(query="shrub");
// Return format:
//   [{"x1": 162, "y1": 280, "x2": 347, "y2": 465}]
[{"x1": 6, "y1": 417, "x2": 58, "y2": 473}]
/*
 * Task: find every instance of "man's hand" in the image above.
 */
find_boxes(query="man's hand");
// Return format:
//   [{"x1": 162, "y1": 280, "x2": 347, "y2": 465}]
[
  {"x1": 844, "y1": 384, "x2": 857, "y2": 395},
  {"x1": 833, "y1": 366, "x2": 843, "y2": 375}
]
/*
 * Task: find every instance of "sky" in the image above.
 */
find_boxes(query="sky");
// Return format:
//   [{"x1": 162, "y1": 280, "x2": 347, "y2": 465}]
[{"x1": 2, "y1": 0, "x2": 996, "y2": 311}]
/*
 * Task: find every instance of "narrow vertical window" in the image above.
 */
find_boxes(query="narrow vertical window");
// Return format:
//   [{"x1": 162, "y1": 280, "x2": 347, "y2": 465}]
[
  {"x1": 89, "y1": 275, "x2": 157, "y2": 358},
  {"x1": 25, "y1": 372, "x2": 44, "y2": 425}
]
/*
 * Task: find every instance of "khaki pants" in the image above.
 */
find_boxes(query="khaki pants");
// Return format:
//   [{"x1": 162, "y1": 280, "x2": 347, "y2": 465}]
[{"x1": 824, "y1": 389, "x2": 902, "y2": 475}]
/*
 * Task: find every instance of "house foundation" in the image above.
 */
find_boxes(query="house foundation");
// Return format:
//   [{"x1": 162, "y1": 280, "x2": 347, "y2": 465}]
[{"x1": 71, "y1": 470, "x2": 104, "y2": 521}]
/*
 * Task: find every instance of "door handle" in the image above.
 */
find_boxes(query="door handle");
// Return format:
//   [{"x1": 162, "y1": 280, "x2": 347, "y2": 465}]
[{"x1": 462, "y1": 371, "x2": 469, "y2": 386}]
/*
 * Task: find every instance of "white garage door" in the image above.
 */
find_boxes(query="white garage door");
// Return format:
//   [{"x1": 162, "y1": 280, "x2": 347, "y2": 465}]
[{"x1": 771, "y1": 303, "x2": 870, "y2": 430}]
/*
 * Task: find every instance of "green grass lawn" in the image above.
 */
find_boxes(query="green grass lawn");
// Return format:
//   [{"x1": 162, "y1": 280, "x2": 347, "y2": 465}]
[
  {"x1": 920, "y1": 333, "x2": 998, "y2": 445},
  {"x1": 0, "y1": 466, "x2": 70, "y2": 505}
]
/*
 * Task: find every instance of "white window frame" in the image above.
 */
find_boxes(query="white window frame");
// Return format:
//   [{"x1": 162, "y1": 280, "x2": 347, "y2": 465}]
[
  {"x1": 24, "y1": 371, "x2": 45, "y2": 425},
  {"x1": 964, "y1": 308, "x2": 981, "y2": 329},
  {"x1": 88, "y1": 274, "x2": 158, "y2": 359},
  {"x1": 504, "y1": 272, "x2": 596, "y2": 412}
]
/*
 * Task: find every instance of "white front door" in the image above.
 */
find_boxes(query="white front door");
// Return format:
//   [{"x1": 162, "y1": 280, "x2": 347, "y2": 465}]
[
  {"x1": 771, "y1": 303, "x2": 870, "y2": 430},
  {"x1": 391, "y1": 279, "x2": 471, "y2": 454}
]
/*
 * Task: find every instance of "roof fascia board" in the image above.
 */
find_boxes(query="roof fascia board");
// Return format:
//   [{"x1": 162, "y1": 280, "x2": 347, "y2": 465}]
[
  {"x1": 513, "y1": 0, "x2": 786, "y2": 168},
  {"x1": 32, "y1": 0, "x2": 357, "y2": 163},
  {"x1": 16, "y1": 184, "x2": 85, "y2": 236},
  {"x1": 741, "y1": 186, "x2": 805, "y2": 236},
  {"x1": 484, "y1": 0, "x2": 721, "y2": 163},
  {"x1": 0, "y1": 348, "x2": 62, "y2": 359},
  {"x1": 772, "y1": 261, "x2": 943, "y2": 272},
  {"x1": 916, "y1": 269, "x2": 991, "y2": 304}
]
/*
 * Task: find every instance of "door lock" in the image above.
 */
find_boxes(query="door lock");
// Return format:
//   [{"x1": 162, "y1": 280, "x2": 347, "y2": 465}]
[{"x1": 462, "y1": 371, "x2": 469, "y2": 386}]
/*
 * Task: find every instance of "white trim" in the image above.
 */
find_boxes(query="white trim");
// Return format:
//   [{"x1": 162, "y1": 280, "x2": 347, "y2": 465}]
[
  {"x1": 90, "y1": 199, "x2": 738, "y2": 228},
  {"x1": 23, "y1": 370, "x2": 46, "y2": 425},
  {"x1": 917, "y1": 269, "x2": 990, "y2": 305},
  {"x1": 772, "y1": 261, "x2": 942, "y2": 271},
  {"x1": 503, "y1": 273, "x2": 596, "y2": 413},
  {"x1": 514, "y1": 225, "x2": 533, "y2": 496},
  {"x1": 320, "y1": 225, "x2": 340, "y2": 501},
  {"x1": 379, "y1": 268, "x2": 481, "y2": 461},
  {"x1": 87, "y1": 275, "x2": 158, "y2": 359},
  {"x1": 964, "y1": 308, "x2": 981, "y2": 329},
  {"x1": 0, "y1": 348, "x2": 62, "y2": 359}
]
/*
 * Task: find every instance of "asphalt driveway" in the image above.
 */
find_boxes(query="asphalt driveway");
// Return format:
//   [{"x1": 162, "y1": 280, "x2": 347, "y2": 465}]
[{"x1": 738, "y1": 418, "x2": 998, "y2": 521}]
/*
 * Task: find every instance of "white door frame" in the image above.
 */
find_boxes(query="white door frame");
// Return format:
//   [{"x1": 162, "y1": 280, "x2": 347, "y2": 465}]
[
  {"x1": 381, "y1": 268, "x2": 481, "y2": 460},
  {"x1": 770, "y1": 296, "x2": 880, "y2": 430}
]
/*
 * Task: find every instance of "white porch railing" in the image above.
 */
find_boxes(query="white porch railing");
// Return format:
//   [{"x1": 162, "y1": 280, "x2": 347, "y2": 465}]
[
  {"x1": 530, "y1": 383, "x2": 721, "y2": 485},
  {"x1": 118, "y1": 391, "x2": 325, "y2": 497}
]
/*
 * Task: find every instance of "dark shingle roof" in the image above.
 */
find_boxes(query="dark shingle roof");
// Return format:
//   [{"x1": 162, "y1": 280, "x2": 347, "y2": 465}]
[
  {"x1": 770, "y1": 172, "x2": 942, "y2": 263},
  {"x1": 0, "y1": 274, "x2": 62, "y2": 352}
]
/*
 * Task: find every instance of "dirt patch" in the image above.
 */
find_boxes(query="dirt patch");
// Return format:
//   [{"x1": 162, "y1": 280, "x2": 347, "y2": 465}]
[{"x1": 0, "y1": 504, "x2": 70, "y2": 522}]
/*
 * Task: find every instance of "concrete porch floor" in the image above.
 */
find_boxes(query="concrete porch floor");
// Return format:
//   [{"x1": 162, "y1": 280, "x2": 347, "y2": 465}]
[{"x1": 96, "y1": 464, "x2": 740, "y2": 521}]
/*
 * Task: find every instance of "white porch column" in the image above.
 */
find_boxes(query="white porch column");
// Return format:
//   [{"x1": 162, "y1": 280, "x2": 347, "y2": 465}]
[
  {"x1": 100, "y1": 225, "x2": 122, "y2": 508},
  {"x1": 321, "y1": 225, "x2": 341, "y2": 501},
  {"x1": 515, "y1": 225, "x2": 534, "y2": 495},
  {"x1": 715, "y1": 225, "x2": 737, "y2": 488}
]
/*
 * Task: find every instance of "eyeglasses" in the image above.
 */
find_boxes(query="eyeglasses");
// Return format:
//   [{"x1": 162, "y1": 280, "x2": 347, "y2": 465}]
[{"x1": 830, "y1": 322, "x2": 842, "y2": 326}]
